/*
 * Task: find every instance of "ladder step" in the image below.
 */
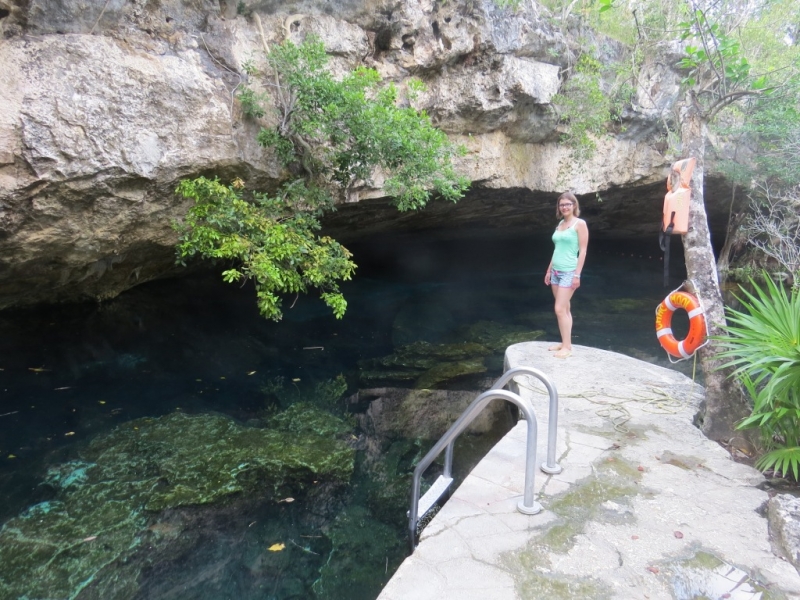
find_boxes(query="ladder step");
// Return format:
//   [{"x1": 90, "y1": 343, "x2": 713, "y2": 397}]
[{"x1": 418, "y1": 475, "x2": 453, "y2": 518}]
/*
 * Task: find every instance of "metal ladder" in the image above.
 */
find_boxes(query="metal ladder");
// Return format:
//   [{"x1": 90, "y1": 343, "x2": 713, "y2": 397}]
[{"x1": 407, "y1": 366, "x2": 560, "y2": 550}]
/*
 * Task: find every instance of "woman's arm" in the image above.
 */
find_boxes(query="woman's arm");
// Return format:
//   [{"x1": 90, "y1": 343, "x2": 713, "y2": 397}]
[
  {"x1": 544, "y1": 260, "x2": 553, "y2": 285},
  {"x1": 572, "y1": 220, "x2": 589, "y2": 289}
]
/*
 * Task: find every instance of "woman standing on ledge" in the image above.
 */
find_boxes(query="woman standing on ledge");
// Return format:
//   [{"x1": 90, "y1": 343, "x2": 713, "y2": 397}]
[{"x1": 544, "y1": 192, "x2": 589, "y2": 359}]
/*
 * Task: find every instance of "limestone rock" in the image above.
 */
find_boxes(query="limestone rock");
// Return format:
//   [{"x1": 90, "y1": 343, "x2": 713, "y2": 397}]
[
  {"x1": 0, "y1": 0, "x2": 689, "y2": 310},
  {"x1": 353, "y1": 387, "x2": 509, "y2": 440},
  {"x1": 768, "y1": 493, "x2": 800, "y2": 573}
]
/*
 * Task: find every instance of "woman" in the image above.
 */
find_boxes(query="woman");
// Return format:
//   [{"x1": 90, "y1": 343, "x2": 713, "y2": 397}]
[{"x1": 543, "y1": 192, "x2": 589, "y2": 358}]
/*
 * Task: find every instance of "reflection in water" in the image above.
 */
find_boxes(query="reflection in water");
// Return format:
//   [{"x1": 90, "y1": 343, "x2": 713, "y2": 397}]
[
  {"x1": 0, "y1": 231, "x2": 689, "y2": 599},
  {"x1": 671, "y1": 551, "x2": 772, "y2": 600}
]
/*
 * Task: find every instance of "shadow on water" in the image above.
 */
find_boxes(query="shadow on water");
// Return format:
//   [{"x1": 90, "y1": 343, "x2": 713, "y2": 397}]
[{"x1": 0, "y1": 230, "x2": 691, "y2": 599}]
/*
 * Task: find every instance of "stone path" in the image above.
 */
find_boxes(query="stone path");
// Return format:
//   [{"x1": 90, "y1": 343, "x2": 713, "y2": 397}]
[{"x1": 377, "y1": 342, "x2": 800, "y2": 600}]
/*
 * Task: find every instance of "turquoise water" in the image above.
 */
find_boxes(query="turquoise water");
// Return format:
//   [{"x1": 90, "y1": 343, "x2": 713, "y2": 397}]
[{"x1": 0, "y1": 230, "x2": 689, "y2": 599}]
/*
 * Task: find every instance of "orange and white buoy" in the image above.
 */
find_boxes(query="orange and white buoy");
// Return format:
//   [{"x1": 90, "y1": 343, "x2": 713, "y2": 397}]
[{"x1": 655, "y1": 291, "x2": 706, "y2": 360}]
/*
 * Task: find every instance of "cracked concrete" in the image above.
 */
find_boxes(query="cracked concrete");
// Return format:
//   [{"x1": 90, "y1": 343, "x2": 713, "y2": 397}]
[{"x1": 377, "y1": 342, "x2": 800, "y2": 600}]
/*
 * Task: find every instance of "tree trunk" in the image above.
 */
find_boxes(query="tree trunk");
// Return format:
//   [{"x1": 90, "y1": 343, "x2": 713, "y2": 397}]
[{"x1": 679, "y1": 95, "x2": 752, "y2": 448}]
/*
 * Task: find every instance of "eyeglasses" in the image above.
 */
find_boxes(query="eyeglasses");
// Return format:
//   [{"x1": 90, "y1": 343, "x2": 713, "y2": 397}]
[{"x1": 558, "y1": 203, "x2": 573, "y2": 208}]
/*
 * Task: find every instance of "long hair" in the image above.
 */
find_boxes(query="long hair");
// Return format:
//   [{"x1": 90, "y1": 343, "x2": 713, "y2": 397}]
[{"x1": 555, "y1": 192, "x2": 580, "y2": 218}]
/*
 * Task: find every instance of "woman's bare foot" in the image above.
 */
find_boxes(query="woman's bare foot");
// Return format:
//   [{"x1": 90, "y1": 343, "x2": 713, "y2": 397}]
[
  {"x1": 548, "y1": 344, "x2": 563, "y2": 351},
  {"x1": 554, "y1": 349, "x2": 572, "y2": 359}
]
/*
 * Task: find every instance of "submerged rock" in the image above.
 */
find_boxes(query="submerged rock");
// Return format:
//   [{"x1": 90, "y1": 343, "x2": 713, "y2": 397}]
[
  {"x1": 352, "y1": 388, "x2": 509, "y2": 441},
  {"x1": 0, "y1": 410, "x2": 355, "y2": 600},
  {"x1": 359, "y1": 323, "x2": 544, "y2": 389},
  {"x1": 313, "y1": 505, "x2": 405, "y2": 599},
  {"x1": 458, "y1": 320, "x2": 546, "y2": 352},
  {"x1": 415, "y1": 357, "x2": 488, "y2": 389}
]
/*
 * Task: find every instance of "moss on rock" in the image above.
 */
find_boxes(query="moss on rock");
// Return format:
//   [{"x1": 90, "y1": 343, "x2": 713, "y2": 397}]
[
  {"x1": 359, "y1": 324, "x2": 542, "y2": 389},
  {"x1": 459, "y1": 320, "x2": 546, "y2": 352},
  {"x1": 415, "y1": 357, "x2": 488, "y2": 389},
  {"x1": 0, "y1": 410, "x2": 355, "y2": 600},
  {"x1": 313, "y1": 505, "x2": 405, "y2": 599}
]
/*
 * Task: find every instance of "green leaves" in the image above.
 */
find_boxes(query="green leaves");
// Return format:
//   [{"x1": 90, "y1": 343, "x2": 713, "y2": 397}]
[
  {"x1": 255, "y1": 37, "x2": 468, "y2": 212},
  {"x1": 756, "y1": 446, "x2": 800, "y2": 481},
  {"x1": 174, "y1": 177, "x2": 356, "y2": 321},
  {"x1": 493, "y1": 0, "x2": 523, "y2": 11},
  {"x1": 178, "y1": 37, "x2": 468, "y2": 321},
  {"x1": 677, "y1": 10, "x2": 760, "y2": 94},
  {"x1": 715, "y1": 274, "x2": 800, "y2": 479},
  {"x1": 551, "y1": 54, "x2": 616, "y2": 160},
  {"x1": 598, "y1": 0, "x2": 614, "y2": 12}
]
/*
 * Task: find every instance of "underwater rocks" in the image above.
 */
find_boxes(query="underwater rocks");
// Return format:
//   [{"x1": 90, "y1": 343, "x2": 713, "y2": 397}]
[
  {"x1": 352, "y1": 388, "x2": 509, "y2": 441},
  {"x1": 359, "y1": 321, "x2": 545, "y2": 389},
  {"x1": 313, "y1": 505, "x2": 406, "y2": 599},
  {"x1": 0, "y1": 410, "x2": 354, "y2": 600}
]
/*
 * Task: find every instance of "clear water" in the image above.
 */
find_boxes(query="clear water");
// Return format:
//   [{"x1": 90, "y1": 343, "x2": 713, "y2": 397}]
[{"x1": 0, "y1": 230, "x2": 690, "y2": 599}]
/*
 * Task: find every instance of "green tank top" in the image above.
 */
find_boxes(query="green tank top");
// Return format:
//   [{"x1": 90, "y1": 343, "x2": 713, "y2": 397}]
[{"x1": 551, "y1": 221, "x2": 579, "y2": 271}]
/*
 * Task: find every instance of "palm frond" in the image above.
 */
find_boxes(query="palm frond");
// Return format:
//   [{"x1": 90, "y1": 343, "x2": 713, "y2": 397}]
[{"x1": 755, "y1": 446, "x2": 800, "y2": 481}]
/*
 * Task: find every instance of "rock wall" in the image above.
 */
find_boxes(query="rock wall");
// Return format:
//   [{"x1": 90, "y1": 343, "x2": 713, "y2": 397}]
[{"x1": 0, "y1": 0, "x2": 686, "y2": 310}]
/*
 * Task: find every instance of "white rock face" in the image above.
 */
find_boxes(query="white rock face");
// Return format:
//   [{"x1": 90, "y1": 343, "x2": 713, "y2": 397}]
[
  {"x1": 769, "y1": 494, "x2": 800, "y2": 574},
  {"x1": 0, "y1": 0, "x2": 672, "y2": 309}
]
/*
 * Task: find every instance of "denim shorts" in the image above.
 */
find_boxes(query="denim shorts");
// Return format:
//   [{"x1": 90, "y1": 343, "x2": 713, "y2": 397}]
[{"x1": 550, "y1": 269, "x2": 575, "y2": 288}]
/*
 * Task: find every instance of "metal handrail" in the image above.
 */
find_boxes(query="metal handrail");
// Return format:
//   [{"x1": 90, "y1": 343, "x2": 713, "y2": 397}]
[
  {"x1": 491, "y1": 366, "x2": 562, "y2": 474},
  {"x1": 408, "y1": 388, "x2": 542, "y2": 551}
]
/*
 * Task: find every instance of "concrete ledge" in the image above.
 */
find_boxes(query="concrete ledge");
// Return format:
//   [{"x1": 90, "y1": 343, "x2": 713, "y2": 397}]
[{"x1": 378, "y1": 342, "x2": 800, "y2": 600}]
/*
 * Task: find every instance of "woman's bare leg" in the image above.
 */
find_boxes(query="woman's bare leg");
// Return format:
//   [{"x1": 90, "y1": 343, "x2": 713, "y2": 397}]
[
  {"x1": 553, "y1": 285, "x2": 576, "y2": 354},
  {"x1": 548, "y1": 284, "x2": 563, "y2": 350}
]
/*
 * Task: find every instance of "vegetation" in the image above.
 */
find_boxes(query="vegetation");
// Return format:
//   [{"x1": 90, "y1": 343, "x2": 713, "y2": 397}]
[
  {"x1": 493, "y1": 0, "x2": 524, "y2": 10},
  {"x1": 176, "y1": 177, "x2": 355, "y2": 320},
  {"x1": 716, "y1": 275, "x2": 800, "y2": 480},
  {"x1": 176, "y1": 37, "x2": 468, "y2": 320},
  {"x1": 551, "y1": 53, "x2": 627, "y2": 160},
  {"x1": 175, "y1": 4, "x2": 800, "y2": 446},
  {"x1": 566, "y1": 0, "x2": 800, "y2": 441}
]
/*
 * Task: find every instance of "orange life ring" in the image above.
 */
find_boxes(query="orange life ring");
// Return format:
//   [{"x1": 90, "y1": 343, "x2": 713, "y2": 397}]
[{"x1": 655, "y1": 291, "x2": 706, "y2": 359}]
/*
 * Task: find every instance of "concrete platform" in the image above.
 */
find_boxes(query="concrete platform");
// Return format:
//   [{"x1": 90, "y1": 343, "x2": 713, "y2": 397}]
[{"x1": 378, "y1": 342, "x2": 800, "y2": 600}]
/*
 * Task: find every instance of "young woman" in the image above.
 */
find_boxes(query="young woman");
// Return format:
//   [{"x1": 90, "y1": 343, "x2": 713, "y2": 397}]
[{"x1": 543, "y1": 192, "x2": 589, "y2": 358}]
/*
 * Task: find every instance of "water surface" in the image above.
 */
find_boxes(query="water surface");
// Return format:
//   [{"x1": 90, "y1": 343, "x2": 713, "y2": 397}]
[{"x1": 0, "y1": 230, "x2": 690, "y2": 599}]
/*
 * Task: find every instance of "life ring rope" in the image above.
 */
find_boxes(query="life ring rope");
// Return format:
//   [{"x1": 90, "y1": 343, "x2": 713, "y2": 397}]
[{"x1": 654, "y1": 282, "x2": 709, "y2": 363}]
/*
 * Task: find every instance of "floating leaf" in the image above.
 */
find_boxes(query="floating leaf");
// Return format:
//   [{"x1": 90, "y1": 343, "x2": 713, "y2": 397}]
[
  {"x1": 64, "y1": 432, "x2": 75, "y2": 436},
  {"x1": 98, "y1": 401, "x2": 106, "y2": 405},
  {"x1": 247, "y1": 371, "x2": 257, "y2": 376},
  {"x1": 268, "y1": 543, "x2": 285, "y2": 552},
  {"x1": 278, "y1": 497, "x2": 295, "y2": 504},
  {"x1": 7, "y1": 454, "x2": 16, "y2": 459}
]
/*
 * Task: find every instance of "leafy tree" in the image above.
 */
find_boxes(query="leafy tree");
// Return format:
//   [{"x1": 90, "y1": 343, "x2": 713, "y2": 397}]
[
  {"x1": 558, "y1": 0, "x2": 799, "y2": 442},
  {"x1": 176, "y1": 37, "x2": 469, "y2": 320},
  {"x1": 669, "y1": 1, "x2": 799, "y2": 442},
  {"x1": 550, "y1": 0, "x2": 800, "y2": 439},
  {"x1": 249, "y1": 37, "x2": 468, "y2": 212},
  {"x1": 175, "y1": 177, "x2": 355, "y2": 320}
]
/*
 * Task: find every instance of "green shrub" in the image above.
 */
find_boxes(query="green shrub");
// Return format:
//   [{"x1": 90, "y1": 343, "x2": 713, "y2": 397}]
[
  {"x1": 716, "y1": 274, "x2": 800, "y2": 480},
  {"x1": 178, "y1": 38, "x2": 468, "y2": 320}
]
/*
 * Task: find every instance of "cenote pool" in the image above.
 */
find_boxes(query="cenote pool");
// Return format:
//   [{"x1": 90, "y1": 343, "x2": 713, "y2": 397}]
[{"x1": 0, "y1": 230, "x2": 691, "y2": 599}]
